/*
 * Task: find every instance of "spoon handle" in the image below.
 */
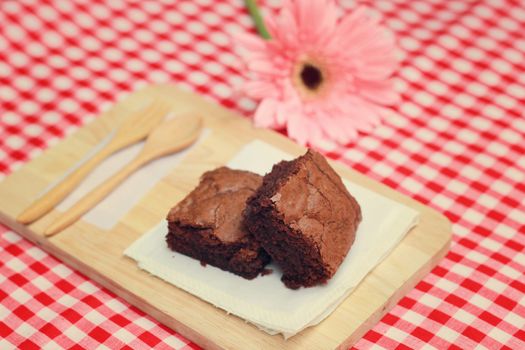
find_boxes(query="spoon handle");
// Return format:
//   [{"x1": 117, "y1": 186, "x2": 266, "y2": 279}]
[
  {"x1": 44, "y1": 155, "x2": 147, "y2": 237},
  {"x1": 17, "y1": 143, "x2": 118, "y2": 224}
]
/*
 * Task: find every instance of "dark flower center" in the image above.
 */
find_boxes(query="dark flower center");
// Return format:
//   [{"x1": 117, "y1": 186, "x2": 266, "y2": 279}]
[{"x1": 300, "y1": 63, "x2": 323, "y2": 91}]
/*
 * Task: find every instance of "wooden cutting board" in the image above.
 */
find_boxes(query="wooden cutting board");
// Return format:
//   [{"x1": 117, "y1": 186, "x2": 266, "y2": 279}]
[{"x1": 0, "y1": 85, "x2": 451, "y2": 350}]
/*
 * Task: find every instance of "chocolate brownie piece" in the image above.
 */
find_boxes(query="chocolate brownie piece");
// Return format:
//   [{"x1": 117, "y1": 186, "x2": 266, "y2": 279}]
[
  {"x1": 244, "y1": 150, "x2": 361, "y2": 289},
  {"x1": 166, "y1": 167, "x2": 270, "y2": 279}
]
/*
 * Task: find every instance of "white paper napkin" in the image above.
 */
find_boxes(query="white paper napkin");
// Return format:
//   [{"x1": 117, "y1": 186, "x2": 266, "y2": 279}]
[{"x1": 124, "y1": 140, "x2": 419, "y2": 337}]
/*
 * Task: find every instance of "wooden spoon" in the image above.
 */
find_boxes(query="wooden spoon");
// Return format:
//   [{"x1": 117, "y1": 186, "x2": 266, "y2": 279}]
[
  {"x1": 44, "y1": 114, "x2": 202, "y2": 237},
  {"x1": 17, "y1": 101, "x2": 172, "y2": 224}
]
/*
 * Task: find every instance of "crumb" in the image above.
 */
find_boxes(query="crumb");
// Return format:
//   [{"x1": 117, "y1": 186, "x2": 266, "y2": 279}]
[{"x1": 261, "y1": 268, "x2": 273, "y2": 276}]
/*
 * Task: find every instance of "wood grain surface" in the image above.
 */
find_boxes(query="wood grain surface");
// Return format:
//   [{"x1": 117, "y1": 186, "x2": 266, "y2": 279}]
[{"x1": 0, "y1": 85, "x2": 451, "y2": 350}]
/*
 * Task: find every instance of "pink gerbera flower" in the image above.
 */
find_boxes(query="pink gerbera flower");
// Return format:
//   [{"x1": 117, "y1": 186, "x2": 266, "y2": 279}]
[{"x1": 236, "y1": 0, "x2": 399, "y2": 149}]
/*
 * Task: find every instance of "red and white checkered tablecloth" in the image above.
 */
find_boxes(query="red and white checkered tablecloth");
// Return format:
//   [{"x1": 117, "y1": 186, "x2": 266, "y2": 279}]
[{"x1": 1, "y1": 0, "x2": 524, "y2": 348}]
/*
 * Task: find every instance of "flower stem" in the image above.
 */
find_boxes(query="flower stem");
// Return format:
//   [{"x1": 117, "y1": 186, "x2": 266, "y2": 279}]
[{"x1": 244, "y1": 0, "x2": 271, "y2": 39}]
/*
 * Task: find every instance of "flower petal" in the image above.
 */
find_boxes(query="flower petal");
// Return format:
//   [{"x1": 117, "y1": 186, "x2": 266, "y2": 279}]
[
  {"x1": 303, "y1": 112, "x2": 325, "y2": 147},
  {"x1": 316, "y1": 0, "x2": 339, "y2": 35},
  {"x1": 317, "y1": 111, "x2": 355, "y2": 145},
  {"x1": 336, "y1": 6, "x2": 370, "y2": 42},
  {"x1": 337, "y1": 114, "x2": 361, "y2": 141},
  {"x1": 336, "y1": 8, "x2": 391, "y2": 61},
  {"x1": 247, "y1": 60, "x2": 286, "y2": 77},
  {"x1": 270, "y1": 7, "x2": 299, "y2": 51},
  {"x1": 274, "y1": 101, "x2": 295, "y2": 128},
  {"x1": 338, "y1": 96, "x2": 382, "y2": 132},
  {"x1": 254, "y1": 99, "x2": 279, "y2": 128},
  {"x1": 354, "y1": 67, "x2": 394, "y2": 82},
  {"x1": 287, "y1": 113, "x2": 309, "y2": 145},
  {"x1": 295, "y1": 0, "x2": 317, "y2": 37},
  {"x1": 243, "y1": 81, "x2": 280, "y2": 99},
  {"x1": 355, "y1": 79, "x2": 400, "y2": 105},
  {"x1": 234, "y1": 32, "x2": 267, "y2": 52}
]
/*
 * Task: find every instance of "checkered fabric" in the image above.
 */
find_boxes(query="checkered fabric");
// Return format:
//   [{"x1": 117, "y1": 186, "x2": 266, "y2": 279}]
[{"x1": 1, "y1": 0, "x2": 524, "y2": 348}]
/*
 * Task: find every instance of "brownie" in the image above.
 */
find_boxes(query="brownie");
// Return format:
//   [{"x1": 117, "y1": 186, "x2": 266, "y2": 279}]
[
  {"x1": 166, "y1": 167, "x2": 270, "y2": 279},
  {"x1": 244, "y1": 150, "x2": 362, "y2": 289}
]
